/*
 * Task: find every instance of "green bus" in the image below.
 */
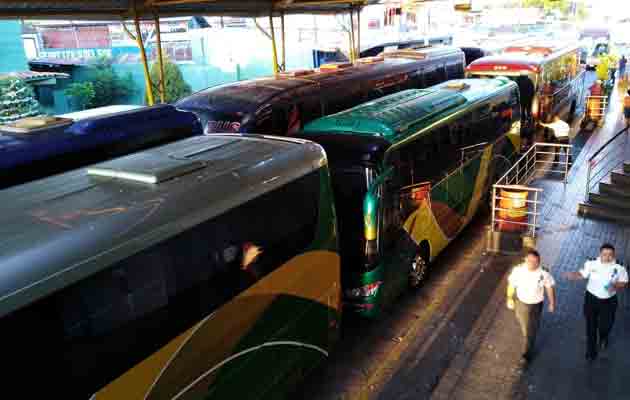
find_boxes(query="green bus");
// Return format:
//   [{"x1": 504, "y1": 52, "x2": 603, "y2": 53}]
[
  {"x1": 300, "y1": 78, "x2": 521, "y2": 317},
  {"x1": 0, "y1": 135, "x2": 340, "y2": 399}
]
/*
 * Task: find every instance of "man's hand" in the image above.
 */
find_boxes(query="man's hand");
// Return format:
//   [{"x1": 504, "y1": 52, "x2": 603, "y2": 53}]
[
  {"x1": 548, "y1": 303, "x2": 555, "y2": 313},
  {"x1": 563, "y1": 271, "x2": 583, "y2": 281},
  {"x1": 507, "y1": 298, "x2": 515, "y2": 310}
]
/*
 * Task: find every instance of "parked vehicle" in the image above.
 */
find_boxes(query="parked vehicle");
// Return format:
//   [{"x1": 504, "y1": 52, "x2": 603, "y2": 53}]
[
  {"x1": 176, "y1": 47, "x2": 465, "y2": 136},
  {"x1": 0, "y1": 134, "x2": 340, "y2": 399},
  {"x1": 0, "y1": 105, "x2": 202, "y2": 188},
  {"x1": 299, "y1": 78, "x2": 521, "y2": 317}
]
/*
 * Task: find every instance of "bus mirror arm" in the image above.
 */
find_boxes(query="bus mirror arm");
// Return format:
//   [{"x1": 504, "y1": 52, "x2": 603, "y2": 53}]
[{"x1": 368, "y1": 166, "x2": 395, "y2": 196}]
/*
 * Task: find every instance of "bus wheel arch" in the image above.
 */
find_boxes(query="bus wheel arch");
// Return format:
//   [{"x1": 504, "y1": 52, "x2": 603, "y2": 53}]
[{"x1": 410, "y1": 240, "x2": 431, "y2": 288}]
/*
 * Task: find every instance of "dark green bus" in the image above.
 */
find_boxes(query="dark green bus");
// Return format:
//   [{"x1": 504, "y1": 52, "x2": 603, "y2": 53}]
[
  {"x1": 300, "y1": 78, "x2": 521, "y2": 317},
  {"x1": 0, "y1": 135, "x2": 340, "y2": 399}
]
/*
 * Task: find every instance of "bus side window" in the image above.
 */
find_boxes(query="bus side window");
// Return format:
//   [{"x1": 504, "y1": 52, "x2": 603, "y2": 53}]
[
  {"x1": 472, "y1": 104, "x2": 493, "y2": 144},
  {"x1": 271, "y1": 105, "x2": 288, "y2": 134},
  {"x1": 408, "y1": 69, "x2": 424, "y2": 89},
  {"x1": 325, "y1": 83, "x2": 363, "y2": 115},
  {"x1": 437, "y1": 62, "x2": 447, "y2": 83},
  {"x1": 424, "y1": 66, "x2": 441, "y2": 87},
  {"x1": 298, "y1": 97, "x2": 324, "y2": 126},
  {"x1": 255, "y1": 105, "x2": 274, "y2": 133}
]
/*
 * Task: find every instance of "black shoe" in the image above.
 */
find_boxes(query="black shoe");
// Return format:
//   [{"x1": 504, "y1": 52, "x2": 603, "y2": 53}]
[
  {"x1": 586, "y1": 351, "x2": 597, "y2": 362},
  {"x1": 600, "y1": 338, "x2": 609, "y2": 351}
]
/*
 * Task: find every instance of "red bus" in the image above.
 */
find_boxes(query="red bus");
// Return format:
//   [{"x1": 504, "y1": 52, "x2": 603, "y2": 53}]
[{"x1": 465, "y1": 44, "x2": 582, "y2": 139}]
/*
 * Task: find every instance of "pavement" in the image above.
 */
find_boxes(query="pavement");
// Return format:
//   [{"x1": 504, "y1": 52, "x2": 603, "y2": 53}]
[
  {"x1": 297, "y1": 73, "x2": 630, "y2": 400},
  {"x1": 431, "y1": 78, "x2": 630, "y2": 400}
]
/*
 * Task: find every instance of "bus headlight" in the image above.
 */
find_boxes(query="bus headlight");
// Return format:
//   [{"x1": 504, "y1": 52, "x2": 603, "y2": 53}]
[{"x1": 345, "y1": 281, "x2": 383, "y2": 299}]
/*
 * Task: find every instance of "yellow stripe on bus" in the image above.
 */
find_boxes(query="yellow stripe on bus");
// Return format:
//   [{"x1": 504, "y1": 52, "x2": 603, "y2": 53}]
[
  {"x1": 465, "y1": 144, "x2": 493, "y2": 221},
  {"x1": 93, "y1": 250, "x2": 340, "y2": 400}
]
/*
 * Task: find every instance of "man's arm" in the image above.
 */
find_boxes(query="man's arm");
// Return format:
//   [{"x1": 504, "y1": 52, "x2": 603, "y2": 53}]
[
  {"x1": 563, "y1": 271, "x2": 584, "y2": 281},
  {"x1": 545, "y1": 285, "x2": 556, "y2": 312},
  {"x1": 506, "y1": 283, "x2": 516, "y2": 310}
]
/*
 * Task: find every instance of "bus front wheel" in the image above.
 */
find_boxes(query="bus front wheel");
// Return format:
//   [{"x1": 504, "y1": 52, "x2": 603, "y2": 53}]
[{"x1": 409, "y1": 250, "x2": 429, "y2": 288}]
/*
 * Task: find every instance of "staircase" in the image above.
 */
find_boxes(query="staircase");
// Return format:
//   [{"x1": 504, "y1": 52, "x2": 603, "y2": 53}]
[{"x1": 579, "y1": 161, "x2": 630, "y2": 223}]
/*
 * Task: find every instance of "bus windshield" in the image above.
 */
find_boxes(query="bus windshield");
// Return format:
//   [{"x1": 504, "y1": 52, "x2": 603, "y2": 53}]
[{"x1": 329, "y1": 165, "x2": 375, "y2": 271}]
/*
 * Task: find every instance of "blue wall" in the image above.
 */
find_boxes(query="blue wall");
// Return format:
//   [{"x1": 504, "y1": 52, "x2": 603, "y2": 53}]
[
  {"x1": 0, "y1": 21, "x2": 27, "y2": 73},
  {"x1": 113, "y1": 61, "x2": 274, "y2": 105}
]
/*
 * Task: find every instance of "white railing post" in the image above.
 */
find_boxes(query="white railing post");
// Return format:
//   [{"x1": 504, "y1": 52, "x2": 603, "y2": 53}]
[
  {"x1": 532, "y1": 190, "x2": 538, "y2": 238},
  {"x1": 491, "y1": 185, "x2": 497, "y2": 233},
  {"x1": 564, "y1": 147, "x2": 571, "y2": 186}
]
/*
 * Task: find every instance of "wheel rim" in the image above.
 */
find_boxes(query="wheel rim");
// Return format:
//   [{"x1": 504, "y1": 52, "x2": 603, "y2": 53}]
[{"x1": 410, "y1": 254, "x2": 428, "y2": 287}]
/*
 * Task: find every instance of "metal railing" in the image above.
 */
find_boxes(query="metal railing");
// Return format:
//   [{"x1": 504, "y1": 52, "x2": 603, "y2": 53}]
[
  {"x1": 491, "y1": 142, "x2": 573, "y2": 237},
  {"x1": 496, "y1": 142, "x2": 573, "y2": 187},
  {"x1": 585, "y1": 126, "x2": 630, "y2": 200}
]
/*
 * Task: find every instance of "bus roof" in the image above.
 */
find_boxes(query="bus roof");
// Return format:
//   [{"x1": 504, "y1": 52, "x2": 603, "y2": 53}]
[
  {"x1": 0, "y1": 135, "x2": 326, "y2": 318},
  {"x1": 176, "y1": 46, "x2": 464, "y2": 113},
  {"x1": 301, "y1": 78, "x2": 516, "y2": 143},
  {"x1": 466, "y1": 44, "x2": 579, "y2": 73}
]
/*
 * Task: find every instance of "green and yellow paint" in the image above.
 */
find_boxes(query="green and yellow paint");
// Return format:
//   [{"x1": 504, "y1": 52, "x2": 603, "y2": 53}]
[{"x1": 93, "y1": 168, "x2": 341, "y2": 400}]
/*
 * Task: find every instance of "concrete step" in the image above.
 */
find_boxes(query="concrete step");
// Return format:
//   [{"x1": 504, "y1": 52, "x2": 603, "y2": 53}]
[
  {"x1": 610, "y1": 170, "x2": 630, "y2": 188},
  {"x1": 588, "y1": 192, "x2": 630, "y2": 211},
  {"x1": 578, "y1": 202, "x2": 630, "y2": 224},
  {"x1": 599, "y1": 181, "x2": 630, "y2": 198},
  {"x1": 623, "y1": 162, "x2": 630, "y2": 174}
]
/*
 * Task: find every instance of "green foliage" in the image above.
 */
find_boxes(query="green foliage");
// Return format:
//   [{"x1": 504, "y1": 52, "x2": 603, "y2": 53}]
[
  {"x1": 0, "y1": 77, "x2": 40, "y2": 123},
  {"x1": 65, "y1": 56, "x2": 135, "y2": 111},
  {"x1": 150, "y1": 57, "x2": 192, "y2": 104},
  {"x1": 65, "y1": 82, "x2": 96, "y2": 111},
  {"x1": 88, "y1": 56, "x2": 135, "y2": 108}
]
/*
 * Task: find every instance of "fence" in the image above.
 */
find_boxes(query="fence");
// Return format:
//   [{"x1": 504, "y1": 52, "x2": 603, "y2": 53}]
[{"x1": 491, "y1": 142, "x2": 573, "y2": 238}]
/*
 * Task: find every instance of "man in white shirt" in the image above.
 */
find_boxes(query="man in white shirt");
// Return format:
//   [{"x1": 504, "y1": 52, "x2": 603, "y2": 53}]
[
  {"x1": 565, "y1": 243, "x2": 628, "y2": 361},
  {"x1": 507, "y1": 249, "x2": 556, "y2": 363}
]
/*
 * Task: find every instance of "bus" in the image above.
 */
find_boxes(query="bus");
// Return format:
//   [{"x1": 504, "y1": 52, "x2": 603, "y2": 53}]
[
  {"x1": 0, "y1": 104, "x2": 202, "y2": 189},
  {"x1": 0, "y1": 134, "x2": 340, "y2": 398},
  {"x1": 459, "y1": 46, "x2": 489, "y2": 66},
  {"x1": 359, "y1": 35, "x2": 454, "y2": 58},
  {"x1": 299, "y1": 78, "x2": 521, "y2": 317},
  {"x1": 58, "y1": 104, "x2": 142, "y2": 120},
  {"x1": 465, "y1": 44, "x2": 582, "y2": 139},
  {"x1": 175, "y1": 46, "x2": 465, "y2": 135}
]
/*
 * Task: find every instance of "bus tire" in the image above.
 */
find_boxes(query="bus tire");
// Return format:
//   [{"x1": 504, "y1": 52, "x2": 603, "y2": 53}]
[{"x1": 409, "y1": 243, "x2": 430, "y2": 288}]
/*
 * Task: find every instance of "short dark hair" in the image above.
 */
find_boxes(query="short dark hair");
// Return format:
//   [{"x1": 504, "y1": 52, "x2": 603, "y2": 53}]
[
  {"x1": 601, "y1": 243, "x2": 615, "y2": 253},
  {"x1": 526, "y1": 249, "x2": 541, "y2": 260}
]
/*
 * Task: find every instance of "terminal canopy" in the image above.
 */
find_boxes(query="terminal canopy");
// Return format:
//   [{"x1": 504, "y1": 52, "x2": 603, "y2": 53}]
[{"x1": 0, "y1": 0, "x2": 376, "y2": 19}]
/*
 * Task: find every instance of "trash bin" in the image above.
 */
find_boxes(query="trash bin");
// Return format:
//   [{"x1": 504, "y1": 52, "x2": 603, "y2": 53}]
[{"x1": 497, "y1": 188, "x2": 528, "y2": 232}]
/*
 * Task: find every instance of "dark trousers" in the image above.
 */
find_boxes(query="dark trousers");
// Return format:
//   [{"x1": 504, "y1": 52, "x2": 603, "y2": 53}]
[
  {"x1": 514, "y1": 299, "x2": 543, "y2": 354},
  {"x1": 584, "y1": 291, "x2": 618, "y2": 355}
]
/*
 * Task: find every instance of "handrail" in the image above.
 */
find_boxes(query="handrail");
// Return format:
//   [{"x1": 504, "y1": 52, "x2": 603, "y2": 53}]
[
  {"x1": 585, "y1": 126, "x2": 629, "y2": 200},
  {"x1": 588, "y1": 126, "x2": 629, "y2": 163}
]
